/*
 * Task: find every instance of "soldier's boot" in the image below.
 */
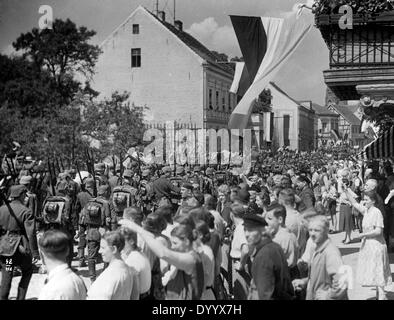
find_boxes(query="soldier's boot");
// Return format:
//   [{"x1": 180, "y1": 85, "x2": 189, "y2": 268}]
[
  {"x1": 16, "y1": 287, "x2": 27, "y2": 300},
  {"x1": 78, "y1": 249, "x2": 86, "y2": 267},
  {"x1": 88, "y1": 260, "x2": 96, "y2": 282}
]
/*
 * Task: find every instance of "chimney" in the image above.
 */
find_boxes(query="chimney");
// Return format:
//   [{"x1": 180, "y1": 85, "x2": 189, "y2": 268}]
[
  {"x1": 158, "y1": 11, "x2": 166, "y2": 22},
  {"x1": 174, "y1": 20, "x2": 183, "y2": 31}
]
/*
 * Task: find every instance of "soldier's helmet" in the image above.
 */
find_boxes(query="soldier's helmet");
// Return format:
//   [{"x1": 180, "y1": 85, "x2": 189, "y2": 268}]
[
  {"x1": 94, "y1": 163, "x2": 106, "y2": 175},
  {"x1": 205, "y1": 167, "x2": 214, "y2": 176},
  {"x1": 176, "y1": 166, "x2": 185, "y2": 176}
]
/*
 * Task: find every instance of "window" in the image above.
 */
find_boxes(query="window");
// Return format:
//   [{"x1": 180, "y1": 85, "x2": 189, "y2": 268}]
[
  {"x1": 132, "y1": 24, "x2": 139, "y2": 34},
  {"x1": 222, "y1": 92, "x2": 226, "y2": 112},
  {"x1": 131, "y1": 48, "x2": 141, "y2": 68},
  {"x1": 216, "y1": 91, "x2": 219, "y2": 110},
  {"x1": 209, "y1": 89, "x2": 213, "y2": 110},
  {"x1": 322, "y1": 122, "x2": 327, "y2": 133},
  {"x1": 228, "y1": 93, "x2": 232, "y2": 112}
]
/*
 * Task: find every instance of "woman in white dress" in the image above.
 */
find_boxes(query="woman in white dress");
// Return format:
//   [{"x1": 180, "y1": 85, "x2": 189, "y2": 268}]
[{"x1": 344, "y1": 188, "x2": 392, "y2": 300}]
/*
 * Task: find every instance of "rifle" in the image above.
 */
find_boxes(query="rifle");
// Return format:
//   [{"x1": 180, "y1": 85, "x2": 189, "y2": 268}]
[
  {"x1": 119, "y1": 153, "x2": 124, "y2": 186},
  {"x1": 85, "y1": 148, "x2": 97, "y2": 197},
  {"x1": 47, "y1": 158, "x2": 56, "y2": 196},
  {"x1": 75, "y1": 161, "x2": 85, "y2": 192}
]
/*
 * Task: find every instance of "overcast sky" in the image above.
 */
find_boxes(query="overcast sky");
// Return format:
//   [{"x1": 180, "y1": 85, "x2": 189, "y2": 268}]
[{"x1": 0, "y1": 0, "x2": 329, "y2": 104}]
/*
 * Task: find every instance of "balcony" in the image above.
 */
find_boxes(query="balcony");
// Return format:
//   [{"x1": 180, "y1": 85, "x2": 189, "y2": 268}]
[{"x1": 315, "y1": 11, "x2": 394, "y2": 100}]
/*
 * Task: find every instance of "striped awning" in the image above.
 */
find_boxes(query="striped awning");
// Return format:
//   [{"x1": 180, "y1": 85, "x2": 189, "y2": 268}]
[{"x1": 361, "y1": 126, "x2": 394, "y2": 160}]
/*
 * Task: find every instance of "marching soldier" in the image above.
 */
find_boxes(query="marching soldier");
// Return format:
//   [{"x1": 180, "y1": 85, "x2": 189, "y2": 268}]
[
  {"x1": 94, "y1": 163, "x2": 108, "y2": 187},
  {"x1": 150, "y1": 166, "x2": 180, "y2": 210},
  {"x1": 0, "y1": 185, "x2": 39, "y2": 300},
  {"x1": 76, "y1": 178, "x2": 96, "y2": 267},
  {"x1": 79, "y1": 185, "x2": 111, "y2": 281}
]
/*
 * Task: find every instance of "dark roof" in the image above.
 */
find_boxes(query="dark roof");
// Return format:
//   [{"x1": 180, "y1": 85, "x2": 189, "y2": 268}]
[
  {"x1": 311, "y1": 103, "x2": 337, "y2": 116},
  {"x1": 329, "y1": 104, "x2": 361, "y2": 125},
  {"x1": 146, "y1": 8, "x2": 234, "y2": 74}
]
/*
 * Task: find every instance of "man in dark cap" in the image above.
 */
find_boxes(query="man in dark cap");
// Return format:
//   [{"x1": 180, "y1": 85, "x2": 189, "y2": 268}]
[
  {"x1": 243, "y1": 213, "x2": 294, "y2": 300},
  {"x1": 0, "y1": 185, "x2": 39, "y2": 300}
]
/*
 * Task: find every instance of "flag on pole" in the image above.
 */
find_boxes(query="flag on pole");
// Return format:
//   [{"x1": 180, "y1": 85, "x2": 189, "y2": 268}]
[{"x1": 228, "y1": 11, "x2": 312, "y2": 129}]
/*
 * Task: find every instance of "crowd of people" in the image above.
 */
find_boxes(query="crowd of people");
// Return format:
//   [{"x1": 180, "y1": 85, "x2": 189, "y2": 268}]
[{"x1": 0, "y1": 143, "x2": 394, "y2": 300}]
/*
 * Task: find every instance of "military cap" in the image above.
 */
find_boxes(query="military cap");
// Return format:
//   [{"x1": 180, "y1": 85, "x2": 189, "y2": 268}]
[
  {"x1": 12, "y1": 141, "x2": 21, "y2": 149},
  {"x1": 19, "y1": 175, "x2": 32, "y2": 185},
  {"x1": 123, "y1": 169, "x2": 133, "y2": 178},
  {"x1": 84, "y1": 178, "x2": 95, "y2": 189},
  {"x1": 181, "y1": 182, "x2": 194, "y2": 190},
  {"x1": 94, "y1": 163, "x2": 106, "y2": 172},
  {"x1": 162, "y1": 166, "x2": 172, "y2": 173},
  {"x1": 193, "y1": 166, "x2": 201, "y2": 172},
  {"x1": 242, "y1": 213, "x2": 268, "y2": 228},
  {"x1": 176, "y1": 167, "x2": 185, "y2": 175},
  {"x1": 97, "y1": 185, "x2": 110, "y2": 196},
  {"x1": 10, "y1": 185, "x2": 27, "y2": 198},
  {"x1": 56, "y1": 181, "x2": 68, "y2": 193},
  {"x1": 142, "y1": 169, "x2": 150, "y2": 177}
]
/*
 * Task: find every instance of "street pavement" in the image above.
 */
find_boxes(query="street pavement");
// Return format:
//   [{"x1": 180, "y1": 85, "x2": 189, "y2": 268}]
[{"x1": 3, "y1": 230, "x2": 394, "y2": 300}]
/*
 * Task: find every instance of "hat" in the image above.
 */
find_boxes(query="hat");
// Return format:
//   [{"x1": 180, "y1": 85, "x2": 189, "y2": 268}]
[
  {"x1": 176, "y1": 167, "x2": 185, "y2": 175},
  {"x1": 162, "y1": 166, "x2": 172, "y2": 173},
  {"x1": 24, "y1": 156, "x2": 33, "y2": 162},
  {"x1": 242, "y1": 213, "x2": 268, "y2": 228},
  {"x1": 123, "y1": 169, "x2": 133, "y2": 178},
  {"x1": 84, "y1": 178, "x2": 95, "y2": 189},
  {"x1": 12, "y1": 141, "x2": 21, "y2": 149},
  {"x1": 19, "y1": 175, "x2": 32, "y2": 185},
  {"x1": 69, "y1": 169, "x2": 76, "y2": 174},
  {"x1": 94, "y1": 163, "x2": 106, "y2": 172},
  {"x1": 206, "y1": 167, "x2": 214, "y2": 175},
  {"x1": 97, "y1": 185, "x2": 110, "y2": 196},
  {"x1": 142, "y1": 169, "x2": 150, "y2": 177},
  {"x1": 181, "y1": 182, "x2": 194, "y2": 190},
  {"x1": 10, "y1": 185, "x2": 27, "y2": 198},
  {"x1": 193, "y1": 166, "x2": 201, "y2": 172},
  {"x1": 56, "y1": 181, "x2": 68, "y2": 193}
]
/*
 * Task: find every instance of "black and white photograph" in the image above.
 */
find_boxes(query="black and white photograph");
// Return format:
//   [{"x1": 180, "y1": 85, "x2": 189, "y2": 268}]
[{"x1": 1, "y1": 0, "x2": 394, "y2": 302}]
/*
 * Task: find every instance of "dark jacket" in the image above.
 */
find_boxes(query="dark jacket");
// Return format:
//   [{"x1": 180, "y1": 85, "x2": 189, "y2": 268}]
[
  {"x1": 248, "y1": 238, "x2": 294, "y2": 300},
  {"x1": 151, "y1": 177, "x2": 180, "y2": 201},
  {"x1": 0, "y1": 199, "x2": 39, "y2": 258}
]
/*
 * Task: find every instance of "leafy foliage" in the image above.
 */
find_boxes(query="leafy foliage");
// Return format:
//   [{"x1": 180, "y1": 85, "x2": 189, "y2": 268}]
[
  {"x1": 313, "y1": 0, "x2": 394, "y2": 15},
  {"x1": 12, "y1": 18, "x2": 101, "y2": 106},
  {"x1": 82, "y1": 91, "x2": 146, "y2": 161}
]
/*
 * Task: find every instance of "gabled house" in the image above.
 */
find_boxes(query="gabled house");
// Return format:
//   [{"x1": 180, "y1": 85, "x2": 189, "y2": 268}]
[
  {"x1": 92, "y1": 6, "x2": 236, "y2": 129},
  {"x1": 327, "y1": 103, "x2": 371, "y2": 148},
  {"x1": 268, "y1": 82, "x2": 315, "y2": 151},
  {"x1": 310, "y1": 102, "x2": 340, "y2": 147}
]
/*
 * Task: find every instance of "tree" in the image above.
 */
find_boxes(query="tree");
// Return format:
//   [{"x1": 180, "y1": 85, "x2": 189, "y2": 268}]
[
  {"x1": 13, "y1": 18, "x2": 102, "y2": 106},
  {"x1": 82, "y1": 91, "x2": 146, "y2": 161}
]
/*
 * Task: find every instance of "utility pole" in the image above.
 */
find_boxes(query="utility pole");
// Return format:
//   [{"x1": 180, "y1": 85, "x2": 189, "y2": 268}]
[{"x1": 155, "y1": 0, "x2": 159, "y2": 15}]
